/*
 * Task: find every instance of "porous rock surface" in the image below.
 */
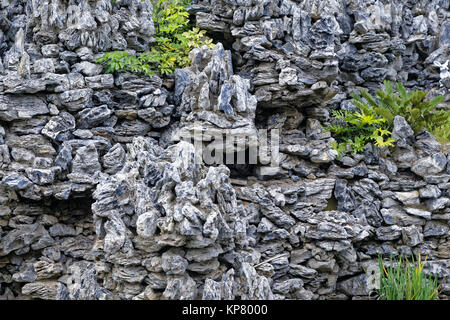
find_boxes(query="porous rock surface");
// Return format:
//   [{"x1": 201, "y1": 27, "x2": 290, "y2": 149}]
[{"x1": 0, "y1": 0, "x2": 449, "y2": 300}]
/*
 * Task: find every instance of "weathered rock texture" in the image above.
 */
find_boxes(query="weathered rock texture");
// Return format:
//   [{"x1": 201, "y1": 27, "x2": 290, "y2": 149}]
[{"x1": 0, "y1": 0, "x2": 449, "y2": 300}]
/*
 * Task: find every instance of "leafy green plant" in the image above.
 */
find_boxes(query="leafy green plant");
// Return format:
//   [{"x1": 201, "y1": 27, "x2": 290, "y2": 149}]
[
  {"x1": 352, "y1": 80, "x2": 449, "y2": 141},
  {"x1": 97, "y1": 0, "x2": 214, "y2": 76},
  {"x1": 327, "y1": 109, "x2": 395, "y2": 156},
  {"x1": 377, "y1": 254, "x2": 440, "y2": 300}
]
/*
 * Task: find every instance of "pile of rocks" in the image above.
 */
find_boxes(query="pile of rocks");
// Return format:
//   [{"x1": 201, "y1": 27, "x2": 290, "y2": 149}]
[
  {"x1": 189, "y1": 0, "x2": 450, "y2": 114},
  {"x1": 0, "y1": 0, "x2": 448, "y2": 300}
]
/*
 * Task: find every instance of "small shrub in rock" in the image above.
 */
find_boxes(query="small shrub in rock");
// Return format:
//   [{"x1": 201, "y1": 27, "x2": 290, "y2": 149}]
[
  {"x1": 327, "y1": 109, "x2": 395, "y2": 156},
  {"x1": 430, "y1": 121, "x2": 450, "y2": 144},
  {"x1": 97, "y1": 0, "x2": 214, "y2": 76},
  {"x1": 352, "y1": 80, "x2": 449, "y2": 142}
]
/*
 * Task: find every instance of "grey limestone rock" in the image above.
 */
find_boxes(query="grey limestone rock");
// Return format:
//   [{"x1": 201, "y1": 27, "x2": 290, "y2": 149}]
[
  {"x1": 67, "y1": 261, "x2": 113, "y2": 300},
  {"x1": 0, "y1": 0, "x2": 449, "y2": 302},
  {"x1": 375, "y1": 226, "x2": 402, "y2": 241},
  {"x1": 202, "y1": 269, "x2": 235, "y2": 300},
  {"x1": 161, "y1": 250, "x2": 189, "y2": 275},
  {"x1": 238, "y1": 262, "x2": 274, "y2": 300},
  {"x1": 22, "y1": 281, "x2": 67, "y2": 300},
  {"x1": 53, "y1": 89, "x2": 93, "y2": 112},
  {"x1": 401, "y1": 226, "x2": 424, "y2": 247},
  {"x1": 72, "y1": 62, "x2": 102, "y2": 77},
  {"x1": 411, "y1": 153, "x2": 448, "y2": 177},
  {"x1": 337, "y1": 274, "x2": 368, "y2": 297},
  {"x1": 424, "y1": 221, "x2": 449, "y2": 237},
  {"x1": 76, "y1": 105, "x2": 112, "y2": 129},
  {"x1": 163, "y1": 275, "x2": 197, "y2": 300},
  {"x1": 381, "y1": 207, "x2": 426, "y2": 227}
]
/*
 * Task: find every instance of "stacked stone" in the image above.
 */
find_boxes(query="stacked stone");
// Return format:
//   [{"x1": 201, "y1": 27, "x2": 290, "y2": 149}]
[
  {"x1": 188, "y1": 0, "x2": 450, "y2": 114},
  {"x1": 0, "y1": 0, "x2": 174, "y2": 300}
]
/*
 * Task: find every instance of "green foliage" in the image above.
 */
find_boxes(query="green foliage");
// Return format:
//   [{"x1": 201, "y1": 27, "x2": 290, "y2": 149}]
[
  {"x1": 96, "y1": 51, "x2": 155, "y2": 76},
  {"x1": 150, "y1": 0, "x2": 214, "y2": 74},
  {"x1": 378, "y1": 254, "x2": 439, "y2": 300},
  {"x1": 97, "y1": 0, "x2": 214, "y2": 76},
  {"x1": 432, "y1": 122, "x2": 450, "y2": 144},
  {"x1": 327, "y1": 109, "x2": 395, "y2": 156},
  {"x1": 352, "y1": 80, "x2": 449, "y2": 142}
]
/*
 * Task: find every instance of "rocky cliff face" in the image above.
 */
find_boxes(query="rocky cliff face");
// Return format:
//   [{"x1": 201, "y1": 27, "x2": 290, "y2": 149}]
[{"x1": 0, "y1": 0, "x2": 449, "y2": 300}]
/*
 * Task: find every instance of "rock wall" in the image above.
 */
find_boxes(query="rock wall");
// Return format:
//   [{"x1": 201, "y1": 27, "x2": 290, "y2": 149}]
[{"x1": 0, "y1": 0, "x2": 449, "y2": 300}]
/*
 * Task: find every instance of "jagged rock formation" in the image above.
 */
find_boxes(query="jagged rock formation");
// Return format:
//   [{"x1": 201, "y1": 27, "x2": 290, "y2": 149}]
[
  {"x1": 187, "y1": 0, "x2": 450, "y2": 144},
  {"x1": 0, "y1": 0, "x2": 449, "y2": 300}
]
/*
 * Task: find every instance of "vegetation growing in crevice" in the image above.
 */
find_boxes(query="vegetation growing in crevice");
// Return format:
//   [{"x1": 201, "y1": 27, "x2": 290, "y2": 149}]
[
  {"x1": 97, "y1": 0, "x2": 214, "y2": 76},
  {"x1": 378, "y1": 254, "x2": 440, "y2": 300},
  {"x1": 327, "y1": 108, "x2": 395, "y2": 156},
  {"x1": 353, "y1": 81, "x2": 448, "y2": 142},
  {"x1": 431, "y1": 122, "x2": 450, "y2": 144},
  {"x1": 328, "y1": 81, "x2": 448, "y2": 156}
]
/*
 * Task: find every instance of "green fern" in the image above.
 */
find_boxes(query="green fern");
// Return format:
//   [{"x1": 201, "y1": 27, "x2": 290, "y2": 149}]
[{"x1": 352, "y1": 81, "x2": 448, "y2": 142}]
